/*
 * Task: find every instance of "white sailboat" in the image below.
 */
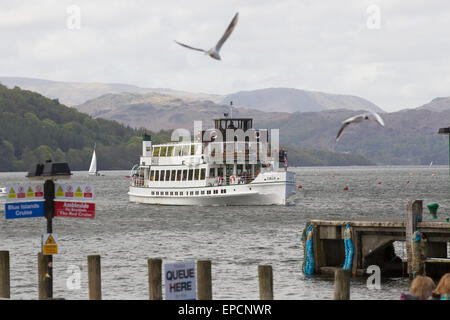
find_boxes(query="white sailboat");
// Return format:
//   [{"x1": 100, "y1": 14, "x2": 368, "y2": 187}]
[{"x1": 88, "y1": 145, "x2": 100, "y2": 176}]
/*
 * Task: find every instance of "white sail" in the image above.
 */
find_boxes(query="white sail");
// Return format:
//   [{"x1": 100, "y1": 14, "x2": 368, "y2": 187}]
[{"x1": 88, "y1": 150, "x2": 97, "y2": 175}]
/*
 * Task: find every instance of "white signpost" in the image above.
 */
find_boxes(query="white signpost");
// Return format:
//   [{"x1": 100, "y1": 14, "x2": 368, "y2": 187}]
[{"x1": 164, "y1": 261, "x2": 196, "y2": 300}]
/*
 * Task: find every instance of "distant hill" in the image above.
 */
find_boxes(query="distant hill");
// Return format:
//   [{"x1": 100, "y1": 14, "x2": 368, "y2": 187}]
[
  {"x1": 0, "y1": 77, "x2": 384, "y2": 115},
  {"x1": 75, "y1": 92, "x2": 275, "y2": 132},
  {"x1": 0, "y1": 76, "x2": 222, "y2": 106},
  {"x1": 255, "y1": 108, "x2": 450, "y2": 165},
  {"x1": 417, "y1": 97, "x2": 450, "y2": 112},
  {"x1": 76, "y1": 91, "x2": 450, "y2": 165},
  {"x1": 222, "y1": 87, "x2": 384, "y2": 113}
]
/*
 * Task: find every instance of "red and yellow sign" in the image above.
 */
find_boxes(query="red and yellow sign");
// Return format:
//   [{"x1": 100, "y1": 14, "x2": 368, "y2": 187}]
[
  {"x1": 54, "y1": 201, "x2": 95, "y2": 219},
  {"x1": 54, "y1": 184, "x2": 95, "y2": 200},
  {"x1": 42, "y1": 233, "x2": 58, "y2": 255}
]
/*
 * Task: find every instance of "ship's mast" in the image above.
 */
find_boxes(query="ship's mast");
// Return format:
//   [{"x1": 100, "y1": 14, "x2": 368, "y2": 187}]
[{"x1": 230, "y1": 101, "x2": 233, "y2": 119}]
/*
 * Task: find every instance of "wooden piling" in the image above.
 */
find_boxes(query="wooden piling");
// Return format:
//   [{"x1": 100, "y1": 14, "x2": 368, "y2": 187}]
[
  {"x1": 411, "y1": 236, "x2": 427, "y2": 277},
  {"x1": 334, "y1": 269, "x2": 350, "y2": 300},
  {"x1": 37, "y1": 252, "x2": 49, "y2": 300},
  {"x1": 197, "y1": 260, "x2": 212, "y2": 300},
  {"x1": 258, "y1": 265, "x2": 273, "y2": 300},
  {"x1": 0, "y1": 251, "x2": 10, "y2": 299},
  {"x1": 148, "y1": 258, "x2": 162, "y2": 300},
  {"x1": 406, "y1": 200, "x2": 423, "y2": 277},
  {"x1": 87, "y1": 255, "x2": 102, "y2": 300}
]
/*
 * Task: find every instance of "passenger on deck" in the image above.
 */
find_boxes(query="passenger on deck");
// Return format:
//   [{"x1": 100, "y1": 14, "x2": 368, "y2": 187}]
[
  {"x1": 241, "y1": 171, "x2": 247, "y2": 183},
  {"x1": 400, "y1": 275, "x2": 436, "y2": 300}
]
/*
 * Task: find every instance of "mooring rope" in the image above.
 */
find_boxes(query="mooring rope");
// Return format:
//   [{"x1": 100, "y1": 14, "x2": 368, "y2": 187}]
[
  {"x1": 343, "y1": 223, "x2": 354, "y2": 271},
  {"x1": 411, "y1": 229, "x2": 423, "y2": 279},
  {"x1": 302, "y1": 225, "x2": 315, "y2": 275}
]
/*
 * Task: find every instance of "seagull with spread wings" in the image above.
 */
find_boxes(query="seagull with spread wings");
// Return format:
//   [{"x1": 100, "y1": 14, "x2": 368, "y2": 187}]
[
  {"x1": 335, "y1": 112, "x2": 385, "y2": 141},
  {"x1": 174, "y1": 12, "x2": 239, "y2": 60}
]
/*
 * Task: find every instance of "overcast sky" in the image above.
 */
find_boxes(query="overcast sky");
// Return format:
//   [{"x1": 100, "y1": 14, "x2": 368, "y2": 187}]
[{"x1": 1, "y1": 0, "x2": 450, "y2": 112}]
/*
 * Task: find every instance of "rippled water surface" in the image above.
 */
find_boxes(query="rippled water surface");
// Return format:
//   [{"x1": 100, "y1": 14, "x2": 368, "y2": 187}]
[{"x1": 1, "y1": 166, "x2": 449, "y2": 300}]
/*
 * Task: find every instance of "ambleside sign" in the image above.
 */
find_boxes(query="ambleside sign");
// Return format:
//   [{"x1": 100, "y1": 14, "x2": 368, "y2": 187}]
[{"x1": 54, "y1": 201, "x2": 95, "y2": 219}]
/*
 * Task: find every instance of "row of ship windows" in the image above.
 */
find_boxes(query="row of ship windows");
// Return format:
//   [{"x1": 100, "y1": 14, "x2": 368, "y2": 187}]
[
  {"x1": 151, "y1": 189, "x2": 227, "y2": 196},
  {"x1": 150, "y1": 168, "x2": 207, "y2": 181}
]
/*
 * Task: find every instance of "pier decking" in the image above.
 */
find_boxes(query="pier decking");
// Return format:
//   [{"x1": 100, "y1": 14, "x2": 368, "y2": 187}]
[{"x1": 302, "y1": 200, "x2": 450, "y2": 279}]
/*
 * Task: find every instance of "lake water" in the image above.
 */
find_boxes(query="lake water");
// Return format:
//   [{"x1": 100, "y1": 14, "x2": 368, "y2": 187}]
[{"x1": 1, "y1": 166, "x2": 449, "y2": 300}]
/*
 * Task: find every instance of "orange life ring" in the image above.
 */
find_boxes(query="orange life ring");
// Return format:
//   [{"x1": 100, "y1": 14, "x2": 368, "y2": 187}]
[
  {"x1": 230, "y1": 175, "x2": 236, "y2": 184},
  {"x1": 217, "y1": 176, "x2": 223, "y2": 185}
]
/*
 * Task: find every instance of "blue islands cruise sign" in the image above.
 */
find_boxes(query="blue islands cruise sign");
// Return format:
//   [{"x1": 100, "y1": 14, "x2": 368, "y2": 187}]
[{"x1": 5, "y1": 201, "x2": 45, "y2": 219}]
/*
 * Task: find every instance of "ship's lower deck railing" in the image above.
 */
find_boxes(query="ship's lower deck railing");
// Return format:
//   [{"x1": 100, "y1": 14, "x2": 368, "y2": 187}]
[
  {"x1": 207, "y1": 174, "x2": 255, "y2": 187},
  {"x1": 131, "y1": 176, "x2": 145, "y2": 187},
  {"x1": 130, "y1": 174, "x2": 257, "y2": 187}
]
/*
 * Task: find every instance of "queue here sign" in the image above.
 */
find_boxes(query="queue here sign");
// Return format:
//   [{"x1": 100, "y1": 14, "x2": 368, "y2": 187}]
[{"x1": 164, "y1": 261, "x2": 196, "y2": 300}]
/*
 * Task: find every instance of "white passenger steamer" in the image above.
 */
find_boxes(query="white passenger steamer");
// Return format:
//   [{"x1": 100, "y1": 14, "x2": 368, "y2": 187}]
[{"x1": 128, "y1": 117, "x2": 295, "y2": 205}]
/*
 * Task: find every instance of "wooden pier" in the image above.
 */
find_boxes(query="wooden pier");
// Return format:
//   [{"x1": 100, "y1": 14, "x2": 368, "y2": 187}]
[{"x1": 303, "y1": 200, "x2": 450, "y2": 279}]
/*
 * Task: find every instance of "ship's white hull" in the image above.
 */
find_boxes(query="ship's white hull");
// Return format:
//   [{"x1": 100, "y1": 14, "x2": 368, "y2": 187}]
[{"x1": 129, "y1": 172, "x2": 296, "y2": 206}]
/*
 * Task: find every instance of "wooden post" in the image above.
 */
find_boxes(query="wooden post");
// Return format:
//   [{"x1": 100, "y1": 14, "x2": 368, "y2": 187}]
[
  {"x1": 38, "y1": 252, "x2": 49, "y2": 300},
  {"x1": 258, "y1": 265, "x2": 273, "y2": 300},
  {"x1": 411, "y1": 235, "x2": 427, "y2": 277},
  {"x1": 0, "y1": 251, "x2": 10, "y2": 299},
  {"x1": 406, "y1": 200, "x2": 423, "y2": 277},
  {"x1": 312, "y1": 225, "x2": 325, "y2": 273},
  {"x1": 87, "y1": 255, "x2": 102, "y2": 300},
  {"x1": 334, "y1": 269, "x2": 350, "y2": 300},
  {"x1": 148, "y1": 258, "x2": 162, "y2": 300},
  {"x1": 197, "y1": 260, "x2": 212, "y2": 300}
]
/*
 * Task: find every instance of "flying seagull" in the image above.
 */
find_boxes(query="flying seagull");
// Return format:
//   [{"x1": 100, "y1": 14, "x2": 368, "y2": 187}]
[
  {"x1": 174, "y1": 12, "x2": 239, "y2": 60},
  {"x1": 335, "y1": 112, "x2": 385, "y2": 141}
]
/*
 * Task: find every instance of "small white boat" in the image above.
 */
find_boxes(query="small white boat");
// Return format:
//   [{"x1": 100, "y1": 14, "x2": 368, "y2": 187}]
[{"x1": 88, "y1": 145, "x2": 101, "y2": 176}]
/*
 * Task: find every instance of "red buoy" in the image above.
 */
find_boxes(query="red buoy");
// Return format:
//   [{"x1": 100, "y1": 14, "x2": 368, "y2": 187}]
[
  {"x1": 297, "y1": 185, "x2": 302, "y2": 189},
  {"x1": 377, "y1": 181, "x2": 381, "y2": 185},
  {"x1": 343, "y1": 186, "x2": 349, "y2": 191}
]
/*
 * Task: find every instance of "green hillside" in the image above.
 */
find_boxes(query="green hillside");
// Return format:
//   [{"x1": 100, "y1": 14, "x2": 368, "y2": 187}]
[{"x1": 0, "y1": 85, "x2": 171, "y2": 171}]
